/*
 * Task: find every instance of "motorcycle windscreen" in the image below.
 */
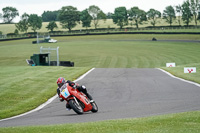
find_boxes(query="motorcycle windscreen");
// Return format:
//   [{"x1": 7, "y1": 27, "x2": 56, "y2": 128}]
[{"x1": 61, "y1": 88, "x2": 70, "y2": 99}]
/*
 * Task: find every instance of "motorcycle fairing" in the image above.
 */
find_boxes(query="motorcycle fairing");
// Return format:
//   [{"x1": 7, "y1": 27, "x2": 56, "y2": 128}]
[{"x1": 61, "y1": 88, "x2": 70, "y2": 99}]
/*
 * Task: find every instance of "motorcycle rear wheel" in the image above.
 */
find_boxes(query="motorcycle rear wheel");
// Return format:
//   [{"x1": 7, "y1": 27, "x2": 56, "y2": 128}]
[
  {"x1": 69, "y1": 99, "x2": 83, "y2": 115},
  {"x1": 91, "y1": 102, "x2": 98, "y2": 113}
]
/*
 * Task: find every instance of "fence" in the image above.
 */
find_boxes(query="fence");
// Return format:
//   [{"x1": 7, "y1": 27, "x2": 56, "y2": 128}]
[{"x1": 1, "y1": 26, "x2": 200, "y2": 40}]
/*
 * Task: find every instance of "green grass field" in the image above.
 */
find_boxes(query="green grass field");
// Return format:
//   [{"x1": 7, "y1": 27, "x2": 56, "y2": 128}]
[
  {"x1": 0, "y1": 66, "x2": 90, "y2": 119},
  {"x1": 1, "y1": 34, "x2": 200, "y2": 67},
  {"x1": 0, "y1": 34, "x2": 200, "y2": 132}
]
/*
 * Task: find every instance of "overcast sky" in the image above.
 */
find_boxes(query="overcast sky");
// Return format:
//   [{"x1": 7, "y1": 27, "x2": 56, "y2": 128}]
[{"x1": 0, "y1": 0, "x2": 186, "y2": 22}]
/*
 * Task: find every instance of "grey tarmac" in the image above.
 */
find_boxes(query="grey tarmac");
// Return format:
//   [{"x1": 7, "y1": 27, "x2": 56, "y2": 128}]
[{"x1": 0, "y1": 68, "x2": 200, "y2": 127}]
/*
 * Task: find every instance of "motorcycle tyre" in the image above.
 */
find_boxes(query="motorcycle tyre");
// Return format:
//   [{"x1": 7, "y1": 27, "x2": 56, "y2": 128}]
[
  {"x1": 91, "y1": 102, "x2": 98, "y2": 113},
  {"x1": 69, "y1": 99, "x2": 83, "y2": 115}
]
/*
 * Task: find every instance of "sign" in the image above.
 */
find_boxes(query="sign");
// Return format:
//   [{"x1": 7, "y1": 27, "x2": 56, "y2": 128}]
[
  {"x1": 184, "y1": 67, "x2": 196, "y2": 73},
  {"x1": 166, "y1": 63, "x2": 176, "y2": 67}
]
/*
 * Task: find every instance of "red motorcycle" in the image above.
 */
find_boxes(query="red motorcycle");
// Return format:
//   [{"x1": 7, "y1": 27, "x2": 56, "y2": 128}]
[{"x1": 59, "y1": 84, "x2": 98, "y2": 114}]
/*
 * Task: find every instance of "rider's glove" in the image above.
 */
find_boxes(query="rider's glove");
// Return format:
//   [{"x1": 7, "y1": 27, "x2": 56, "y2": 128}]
[
  {"x1": 59, "y1": 97, "x2": 64, "y2": 102},
  {"x1": 73, "y1": 84, "x2": 77, "y2": 89}
]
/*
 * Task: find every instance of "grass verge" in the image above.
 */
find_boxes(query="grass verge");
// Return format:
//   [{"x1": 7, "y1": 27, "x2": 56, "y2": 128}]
[
  {"x1": 0, "y1": 111, "x2": 200, "y2": 133},
  {"x1": 162, "y1": 63, "x2": 200, "y2": 84},
  {"x1": 0, "y1": 66, "x2": 90, "y2": 119}
]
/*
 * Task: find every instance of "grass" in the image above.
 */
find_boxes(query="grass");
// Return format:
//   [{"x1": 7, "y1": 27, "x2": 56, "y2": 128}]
[
  {"x1": 0, "y1": 111, "x2": 200, "y2": 133},
  {"x1": 0, "y1": 34, "x2": 200, "y2": 67},
  {"x1": 0, "y1": 34, "x2": 200, "y2": 131},
  {"x1": 0, "y1": 66, "x2": 90, "y2": 119},
  {"x1": 0, "y1": 34, "x2": 200, "y2": 118},
  {"x1": 162, "y1": 63, "x2": 200, "y2": 84}
]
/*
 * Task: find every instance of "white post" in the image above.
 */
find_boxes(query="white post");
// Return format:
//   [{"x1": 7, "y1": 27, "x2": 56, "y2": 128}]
[
  {"x1": 40, "y1": 46, "x2": 43, "y2": 53},
  {"x1": 37, "y1": 32, "x2": 39, "y2": 44},
  {"x1": 57, "y1": 47, "x2": 59, "y2": 66},
  {"x1": 48, "y1": 47, "x2": 51, "y2": 66}
]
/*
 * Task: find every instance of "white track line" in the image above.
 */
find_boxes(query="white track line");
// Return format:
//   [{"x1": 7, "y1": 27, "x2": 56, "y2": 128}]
[
  {"x1": 0, "y1": 68, "x2": 95, "y2": 122},
  {"x1": 157, "y1": 68, "x2": 200, "y2": 88}
]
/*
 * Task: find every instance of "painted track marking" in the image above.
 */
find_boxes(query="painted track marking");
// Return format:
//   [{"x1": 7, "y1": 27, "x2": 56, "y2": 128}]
[
  {"x1": 0, "y1": 68, "x2": 95, "y2": 122},
  {"x1": 157, "y1": 68, "x2": 200, "y2": 87}
]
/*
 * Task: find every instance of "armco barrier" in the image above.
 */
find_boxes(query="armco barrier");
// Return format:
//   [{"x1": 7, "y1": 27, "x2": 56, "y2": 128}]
[{"x1": 0, "y1": 31, "x2": 200, "y2": 42}]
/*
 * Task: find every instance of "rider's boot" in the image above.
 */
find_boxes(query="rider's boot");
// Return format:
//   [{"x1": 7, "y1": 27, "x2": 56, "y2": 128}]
[
  {"x1": 66, "y1": 103, "x2": 71, "y2": 111},
  {"x1": 86, "y1": 93, "x2": 95, "y2": 103},
  {"x1": 80, "y1": 85, "x2": 95, "y2": 103}
]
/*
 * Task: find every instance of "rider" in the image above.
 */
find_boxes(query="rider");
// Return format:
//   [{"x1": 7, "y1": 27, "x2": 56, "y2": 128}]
[{"x1": 56, "y1": 77, "x2": 93, "y2": 110}]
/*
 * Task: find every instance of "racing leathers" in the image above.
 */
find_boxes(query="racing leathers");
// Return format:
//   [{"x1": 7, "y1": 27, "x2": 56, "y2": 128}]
[{"x1": 57, "y1": 80, "x2": 93, "y2": 110}]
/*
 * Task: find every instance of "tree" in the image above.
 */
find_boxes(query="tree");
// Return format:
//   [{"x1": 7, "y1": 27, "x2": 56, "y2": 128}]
[
  {"x1": 46, "y1": 21, "x2": 58, "y2": 32},
  {"x1": 106, "y1": 12, "x2": 113, "y2": 19},
  {"x1": 175, "y1": 5, "x2": 182, "y2": 26},
  {"x1": 128, "y1": 7, "x2": 147, "y2": 28},
  {"x1": 0, "y1": 13, "x2": 2, "y2": 20},
  {"x1": 147, "y1": 9, "x2": 161, "y2": 27},
  {"x1": 2, "y1": 6, "x2": 19, "y2": 23},
  {"x1": 58, "y1": 6, "x2": 80, "y2": 32},
  {"x1": 80, "y1": 9, "x2": 92, "y2": 29},
  {"x1": 15, "y1": 13, "x2": 29, "y2": 33},
  {"x1": 112, "y1": 7, "x2": 128, "y2": 29},
  {"x1": 182, "y1": 0, "x2": 193, "y2": 26},
  {"x1": 198, "y1": 11, "x2": 200, "y2": 20},
  {"x1": 98, "y1": 11, "x2": 107, "y2": 22},
  {"x1": 88, "y1": 5, "x2": 106, "y2": 29},
  {"x1": 21, "y1": 13, "x2": 29, "y2": 21},
  {"x1": 14, "y1": 29, "x2": 19, "y2": 34},
  {"x1": 190, "y1": 0, "x2": 200, "y2": 26},
  {"x1": 42, "y1": 11, "x2": 59, "y2": 22},
  {"x1": 163, "y1": 6, "x2": 176, "y2": 26},
  {"x1": 28, "y1": 14, "x2": 42, "y2": 32}
]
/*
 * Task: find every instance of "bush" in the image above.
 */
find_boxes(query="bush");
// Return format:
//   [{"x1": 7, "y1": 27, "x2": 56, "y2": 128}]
[
  {"x1": 7, "y1": 33, "x2": 16, "y2": 36},
  {"x1": 14, "y1": 29, "x2": 19, "y2": 35}
]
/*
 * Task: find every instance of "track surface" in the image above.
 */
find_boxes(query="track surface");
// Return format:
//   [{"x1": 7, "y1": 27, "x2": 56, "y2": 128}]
[{"x1": 1, "y1": 68, "x2": 200, "y2": 127}]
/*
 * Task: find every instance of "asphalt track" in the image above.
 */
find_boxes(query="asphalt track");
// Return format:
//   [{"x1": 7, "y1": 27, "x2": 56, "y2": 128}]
[{"x1": 1, "y1": 68, "x2": 200, "y2": 127}]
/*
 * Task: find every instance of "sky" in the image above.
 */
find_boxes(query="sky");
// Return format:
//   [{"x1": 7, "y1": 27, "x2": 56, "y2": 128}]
[{"x1": 0, "y1": 0, "x2": 186, "y2": 22}]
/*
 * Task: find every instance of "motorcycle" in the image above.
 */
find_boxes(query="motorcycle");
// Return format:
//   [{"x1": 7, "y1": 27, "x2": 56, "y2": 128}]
[{"x1": 59, "y1": 84, "x2": 98, "y2": 115}]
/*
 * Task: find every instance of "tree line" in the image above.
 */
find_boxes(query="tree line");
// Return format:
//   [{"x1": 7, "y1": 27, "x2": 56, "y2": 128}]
[{"x1": 0, "y1": 0, "x2": 199, "y2": 34}]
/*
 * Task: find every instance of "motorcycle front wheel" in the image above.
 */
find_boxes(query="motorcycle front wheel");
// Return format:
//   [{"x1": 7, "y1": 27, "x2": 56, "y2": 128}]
[
  {"x1": 91, "y1": 102, "x2": 98, "y2": 113},
  {"x1": 69, "y1": 99, "x2": 83, "y2": 115}
]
